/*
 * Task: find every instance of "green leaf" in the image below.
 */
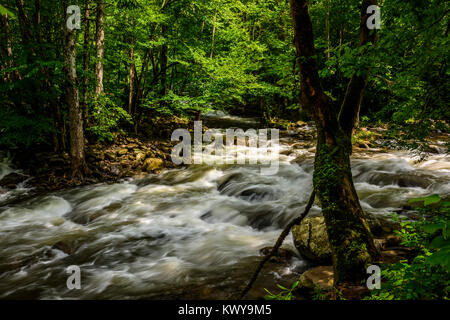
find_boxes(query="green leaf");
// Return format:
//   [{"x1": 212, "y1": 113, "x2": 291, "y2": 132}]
[
  {"x1": 424, "y1": 194, "x2": 441, "y2": 206},
  {"x1": 423, "y1": 223, "x2": 445, "y2": 234}
]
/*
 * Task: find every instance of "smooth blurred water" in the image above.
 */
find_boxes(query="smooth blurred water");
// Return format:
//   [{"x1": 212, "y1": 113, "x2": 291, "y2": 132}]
[{"x1": 0, "y1": 121, "x2": 448, "y2": 299}]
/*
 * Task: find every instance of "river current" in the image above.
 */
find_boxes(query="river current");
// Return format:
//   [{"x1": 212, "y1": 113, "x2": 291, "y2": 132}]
[{"x1": 0, "y1": 115, "x2": 448, "y2": 299}]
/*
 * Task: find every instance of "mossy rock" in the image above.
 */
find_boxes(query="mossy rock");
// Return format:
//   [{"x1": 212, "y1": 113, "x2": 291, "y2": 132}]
[{"x1": 292, "y1": 216, "x2": 332, "y2": 264}]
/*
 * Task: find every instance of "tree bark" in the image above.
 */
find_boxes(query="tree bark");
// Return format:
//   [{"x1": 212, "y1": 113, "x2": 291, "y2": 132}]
[
  {"x1": 64, "y1": 1, "x2": 87, "y2": 181},
  {"x1": 83, "y1": 0, "x2": 91, "y2": 123},
  {"x1": 210, "y1": 8, "x2": 217, "y2": 59},
  {"x1": 128, "y1": 35, "x2": 135, "y2": 115},
  {"x1": 0, "y1": 13, "x2": 20, "y2": 82},
  {"x1": 325, "y1": 0, "x2": 331, "y2": 60},
  {"x1": 160, "y1": 25, "x2": 168, "y2": 97},
  {"x1": 15, "y1": 0, "x2": 33, "y2": 47},
  {"x1": 289, "y1": 0, "x2": 378, "y2": 285},
  {"x1": 95, "y1": 0, "x2": 105, "y2": 98},
  {"x1": 338, "y1": 1, "x2": 378, "y2": 136}
]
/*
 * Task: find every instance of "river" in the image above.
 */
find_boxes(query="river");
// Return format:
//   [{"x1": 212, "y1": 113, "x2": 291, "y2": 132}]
[{"x1": 0, "y1": 114, "x2": 449, "y2": 299}]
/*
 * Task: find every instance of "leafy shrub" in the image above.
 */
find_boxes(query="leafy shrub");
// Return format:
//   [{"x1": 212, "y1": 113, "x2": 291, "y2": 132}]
[
  {"x1": 86, "y1": 95, "x2": 132, "y2": 142},
  {"x1": 367, "y1": 195, "x2": 450, "y2": 300},
  {"x1": 264, "y1": 281, "x2": 299, "y2": 301}
]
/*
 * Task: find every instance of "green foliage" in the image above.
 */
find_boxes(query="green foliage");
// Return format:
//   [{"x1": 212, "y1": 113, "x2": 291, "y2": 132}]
[
  {"x1": 0, "y1": 0, "x2": 447, "y2": 153},
  {"x1": 367, "y1": 195, "x2": 450, "y2": 300},
  {"x1": 0, "y1": 109, "x2": 54, "y2": 148},
  {"x1": 87, "y1": 95, "x2": 133, "y2": 142},
  {"x1": 264, "y1": 281, "x2": 299, "y2": 301}
]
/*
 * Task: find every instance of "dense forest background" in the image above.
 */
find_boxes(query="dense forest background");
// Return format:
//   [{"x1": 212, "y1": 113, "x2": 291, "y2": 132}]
[{"x1": 1, "y1": 0, "x2": 448, "y2": 153}]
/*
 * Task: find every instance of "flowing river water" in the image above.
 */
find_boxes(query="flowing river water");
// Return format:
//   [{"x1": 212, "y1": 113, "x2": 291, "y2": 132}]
[{"x1": 0, "y1": 114, "x2": 449, "y2": 299}]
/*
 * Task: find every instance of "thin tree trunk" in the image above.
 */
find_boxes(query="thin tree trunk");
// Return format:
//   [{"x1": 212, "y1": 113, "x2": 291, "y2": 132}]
[
  {"x1": 95, "y1": 0, "x2": 105, "y2": 98},
  {"x1": 210, "y1": 8, "x2": 217, "y2": 59},
  {"x1": 83, "y1": 0, "x2": 91, "y2": 124},
  {"x1": 160, "y1": 25, "x2": 168, "y2": 97},
  {"x1": 64, "y1": 1, "x2": 87, "y2": 181},
  {"x1": 16, "y1": 0, "x2": 33, "y2": 47},
  {"x1": 128, "y1": 28, "x2": 136, "y2": 115},
  {"x1": 325, "y1": 0, "x2": 331, "y2": 60},
  {"x1": 289, "y1": 0, "x2": 379, "y2": 285}
]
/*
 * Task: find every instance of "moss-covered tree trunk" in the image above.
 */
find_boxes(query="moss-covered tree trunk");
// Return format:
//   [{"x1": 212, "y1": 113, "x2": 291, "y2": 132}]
[{"x1": 289, "y1": 0, "x2": 379, "y2": 284}]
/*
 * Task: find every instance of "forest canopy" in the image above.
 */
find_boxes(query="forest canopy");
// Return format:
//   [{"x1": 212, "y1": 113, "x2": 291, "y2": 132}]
[{"x1": 1, "y1": 0, "x2": 448, "y2": 150}]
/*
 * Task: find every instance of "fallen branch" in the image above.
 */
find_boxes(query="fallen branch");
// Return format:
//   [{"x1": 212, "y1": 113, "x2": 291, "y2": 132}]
[{"x1": 239, "y1": 190, "x2": 316, "y2": 299}]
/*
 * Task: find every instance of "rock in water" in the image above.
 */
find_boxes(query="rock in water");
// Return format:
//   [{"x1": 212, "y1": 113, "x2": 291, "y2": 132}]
[
  {"x1": 0, "y1": 172, "x2": 28, "y2": 189},
  {"x1": 292, "y1": 216, "x2": 332, "y2": 263},
  {"x1": 298, "y1": 266, "x2": 334, "y2": 291}
]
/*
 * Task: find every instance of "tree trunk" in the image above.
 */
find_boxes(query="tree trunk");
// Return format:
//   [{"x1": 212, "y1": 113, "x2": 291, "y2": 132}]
[
  {"x1": 64, "y1": 1, "x2": 87, "y2": 181},
  {"x1": 83, "y1": 0, "x2": 91, "y2": 123},
  {"x1": 95, "y1": 0, "x2": 105, "y2": 98},
  {"x1": 160, "y1": 25, "x2": 168, "y2": 97},
  {"x1": 210, "y1": 8, "x2": 217, "y2": 59},
  {"x1": 325, "y1": 0, "x2": 330, "y2": 60},
  {"x1": 15, "y1": 0, "x2": 33, "y2": 47},
  {"x1": 128, "y1": 38, "x2": 135, "y2": 115},
  {"x1": 0, "y1": 13, "x2": 20, "y2": 82},
  {"x1": 289, "y1": 0, "x2": 378, "y2": 285}
]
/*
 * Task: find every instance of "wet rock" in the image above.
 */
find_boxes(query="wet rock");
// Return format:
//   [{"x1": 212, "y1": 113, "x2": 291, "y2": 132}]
[
  {"x1": 237, "y1": 187, "x2": 276, "y2": 202},
  {"x1": 117, "y1": 149, "x2": 128, "y2": 156},
  {"x1": 385, "y1": 234, "x2": 403, "y2": 247},
  {"x1": 339, "y1": 284, "x2": 370, "y2": 300},
  {"x1": 298, "y1": 266, "x2": 334, "y2": 291},
  {"x1": 292, "y1": 216, "x2": 332, "y2": 263},
  {"x1": 259, "y1": 247, "x2": 296, "y2": 263},
  {"x1": 380, "y1": 250, "x2": 406, "y2": 264},
  {"x1": 105, "y1": 152, "x2": 116, "y2": 161},
  {"x1": 52, "y1": 240, "x2": 78, "y2": 255},
  {"x1": 364, "y1": 213, "x2": 401, "y2": 236},
  {"x1": 280, "y1": 149, "x2": 292, "y2": 156},
  {"x1": 136, "y1": 152, "x2": 146, "y2": 162},
  {"x1": 143, "y1": 158, "x2": 164, "y2": 172},
  {"x1": 0, "y1": 172, "x2": 28, "y2": 189},
  {"x1": 365, "y1": 172, "x2": 432, "y2": 188},
  {"x1": 357, "y1": 142, "x2": 370, "y2": 149},
  {"x1": 427, "y1": 145, "x2": 445, "y2": 154},
  {"x1": 127, "y1": 143, "x2": 139, "y2": 150}
]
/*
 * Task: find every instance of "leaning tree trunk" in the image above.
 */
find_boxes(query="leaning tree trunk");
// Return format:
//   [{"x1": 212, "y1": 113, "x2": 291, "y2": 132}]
[
  {"x1": 289, "y1": 0, "x2": 379, "y2": 285},
  {"x1": 95, "y1": 0, "x2": 105, "y2": 98},
  {"x1": 64, "y1": 1, "x2": 87, "y2": 182}
]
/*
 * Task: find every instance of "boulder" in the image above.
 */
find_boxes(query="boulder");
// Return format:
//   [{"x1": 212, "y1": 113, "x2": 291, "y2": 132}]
[
  {"x1": 143, "y1": 158, "x2": 164, "y2": 172},
  {"x1": 0, "y1": 172, "x2": 28, "y2": 189},
  {"x1": 292, "y1": 216, "x2": 332, "y2": 263},
  {"x1": 292, "y1": 215, "x2": 393, "y2": 263},
  {"x1": 136, "y1": 152, "x2": 146, "y2": 162},
  {"x1": 127, "y1": 143, "x2": 139, "y2": 150},
  {"x1": 298, "y1": 266, "x2": 334, "y2": 291}
]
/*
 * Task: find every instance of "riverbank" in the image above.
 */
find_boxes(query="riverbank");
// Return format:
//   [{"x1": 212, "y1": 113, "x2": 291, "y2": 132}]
[{"x1": 1, "y1": 119, "x2": 448, "y2": 205}]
